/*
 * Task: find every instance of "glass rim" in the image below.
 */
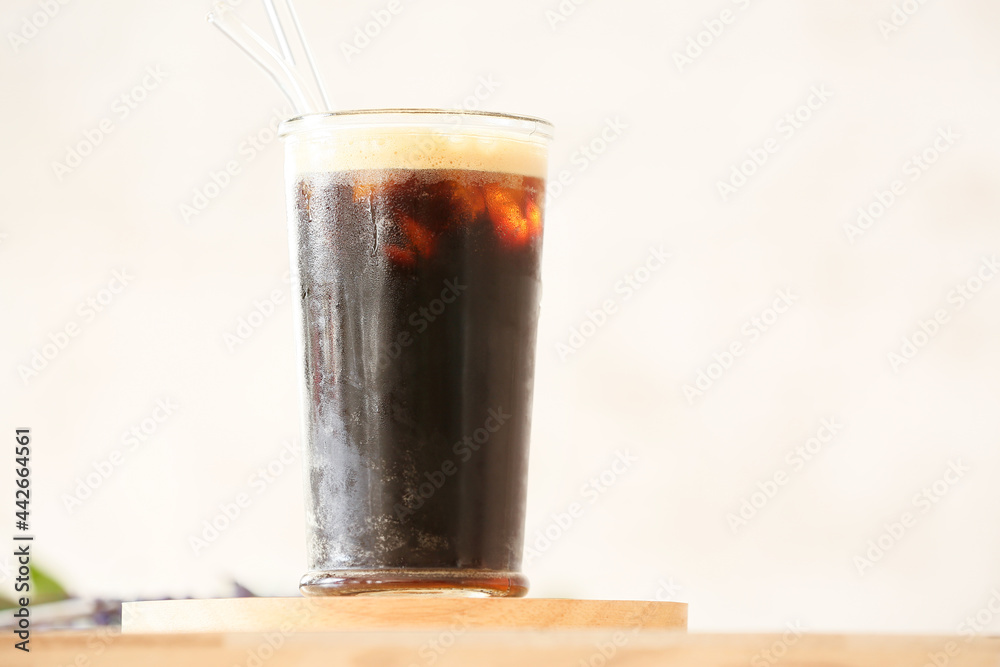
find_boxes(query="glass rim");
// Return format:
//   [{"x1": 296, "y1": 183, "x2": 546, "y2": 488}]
[{"x1": 278, "y1": 108, "x2": 554, "y2": 141}]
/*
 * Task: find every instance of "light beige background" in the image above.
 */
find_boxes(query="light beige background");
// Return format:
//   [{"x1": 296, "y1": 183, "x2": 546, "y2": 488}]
[{"x1": 2, "y1": 0, "x2": 999, "y2": 634}]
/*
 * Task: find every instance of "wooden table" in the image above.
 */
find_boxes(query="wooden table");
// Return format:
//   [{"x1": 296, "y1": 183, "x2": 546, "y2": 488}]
[
  {"x1": 10, "y1": 599, "x2": 1000, "y2": 665},
  {"x1": 12, "y1": 630, "x2": 1000, "y2": 666}
]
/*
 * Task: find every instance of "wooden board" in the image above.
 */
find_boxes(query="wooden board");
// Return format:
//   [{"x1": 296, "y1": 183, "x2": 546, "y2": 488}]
[
  {"x1": 12, "y1": 631, "x2": 1000, "y2": 667},
  {"x1": 122, "y1": 597, "x2": 687, "y2": 633}
]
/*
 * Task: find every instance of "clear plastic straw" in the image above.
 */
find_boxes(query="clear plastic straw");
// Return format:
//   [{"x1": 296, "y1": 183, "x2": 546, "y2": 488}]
[
  {"x1": 279, "y1": 0, "x2": 332, "y2": 111},
  {"x1": 206, "y1": 2, "x2": 321, "y2": 114},
  {"x1": 262, "y1": 0, "x2": 295, "y2": 64}
]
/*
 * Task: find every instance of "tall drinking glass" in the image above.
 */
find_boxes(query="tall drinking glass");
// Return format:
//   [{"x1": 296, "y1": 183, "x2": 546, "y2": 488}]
[{"x1": 279, "y1": 110, "x2": 552, "y2": 596}]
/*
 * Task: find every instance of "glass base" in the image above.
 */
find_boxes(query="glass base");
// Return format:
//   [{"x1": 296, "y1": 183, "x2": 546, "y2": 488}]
[{"x1": 299, "y1": 569, "x2": 529, "y2": 598}]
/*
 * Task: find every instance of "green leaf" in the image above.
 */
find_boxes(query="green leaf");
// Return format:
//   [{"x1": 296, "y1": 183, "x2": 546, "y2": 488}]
[{"x1": 30, "y1": 564, "x2": 69, "y2": 605}]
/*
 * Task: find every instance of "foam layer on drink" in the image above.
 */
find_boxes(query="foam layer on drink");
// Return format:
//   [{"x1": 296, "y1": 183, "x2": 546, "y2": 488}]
[{"x1": 285, "y1": 126, "x2": 548, "y2": 178}]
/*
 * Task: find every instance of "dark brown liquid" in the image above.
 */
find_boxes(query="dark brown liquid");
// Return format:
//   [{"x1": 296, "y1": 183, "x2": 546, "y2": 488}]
[{"x1": 293, "y1": 168, "x2": 544, "y2": 592}]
